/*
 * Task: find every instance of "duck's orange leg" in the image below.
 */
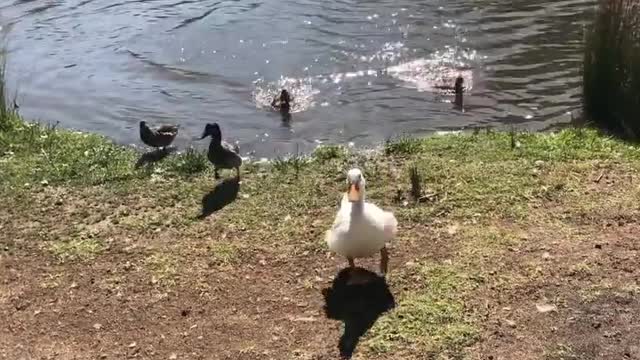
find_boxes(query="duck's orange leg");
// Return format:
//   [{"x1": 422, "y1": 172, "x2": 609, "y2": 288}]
[{"x1": 380, "y1": 247, "x2": 389, "y2": 276}]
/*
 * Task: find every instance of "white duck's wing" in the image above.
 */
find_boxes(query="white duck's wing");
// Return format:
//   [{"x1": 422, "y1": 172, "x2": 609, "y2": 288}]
[
  {"x1": 325, "y1": 197, "x2": 353, "y2": 248},
  {"x1": 363, "y1": 202, "x2": 398, "y2": 241}
]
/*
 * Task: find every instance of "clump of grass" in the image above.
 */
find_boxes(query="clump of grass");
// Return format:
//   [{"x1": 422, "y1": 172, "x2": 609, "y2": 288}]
[
  {"x1": 145, "y1": 253, "x2": 178, "y2": 286},
  {"x1": 583, "y1": 0, "x2": 640, "y2": 139},
  {"x1": 166, "y1": 147, "x2": 209, "y2": 176},
  {"x1": 509, "y1": 125, "x2": 518, "y2": 149},
  {"x1": 208, "y1": 242, "x2": 240, "y2": 266},
  {"x1": 272, "y1": 152, "x2": 308, "y2": 177},
  {"x1": 49, "y1": 238, "x2": 104, "y2": 262},
  {"x1": 385, "y1": 136, "x2": 423, "y2": 156},
  {"x1": 365, "y1": 264, "x2": 478, "y2": 356},
  {"x1": 313, "y1": 144, "x2": 347, "y2": 163}
]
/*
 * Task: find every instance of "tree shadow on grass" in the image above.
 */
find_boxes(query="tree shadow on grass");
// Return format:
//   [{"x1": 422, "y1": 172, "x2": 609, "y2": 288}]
[
  {"x1": 322, "y1": 267, "x2": 396, "y2": 359},
  {"x1": 197, "y1": 176, "x2": 240, "y2": 219}
]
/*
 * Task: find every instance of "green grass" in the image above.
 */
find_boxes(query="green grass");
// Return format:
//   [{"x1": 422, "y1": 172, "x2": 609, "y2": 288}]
[
  {"x1": 165, "y1": 147, "x2": 210, "y2": 176},
  {"x1": 146, "y1": 253, "x2": 178, "y2": 286},
  {"x1": 365, "y1": 264, "x2": 478, "y2": 358},
  {"x1": 313, "y1": 144, "x2": 348, "y2": 163},
  {"x1": 583, "y1": 0, "x2": 640, "y2": 139},
  {"x1": 208, "y1": 242, "x2": 241, "y2": 266},
  {"x1": 49, "y1": 238, "x2": 105, "y2": 261}
]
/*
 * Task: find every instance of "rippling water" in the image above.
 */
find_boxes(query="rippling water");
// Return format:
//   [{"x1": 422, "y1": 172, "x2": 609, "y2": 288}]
[{"x1": 1, "y1": 0, "x2": 594, "y2": 156}]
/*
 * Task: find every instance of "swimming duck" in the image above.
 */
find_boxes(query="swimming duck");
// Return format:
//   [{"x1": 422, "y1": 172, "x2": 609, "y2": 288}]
[
  {"x1": 271, "y1": 89, "x2": 292, "y2": 113},
  {"x1": 139, "y1": 121, "x2": 179, "y2": 151},
  {"x1": 199, "y1": 123, "x2": 242, "y2": 179},
  {"x1": 325, "y1": 168, "x2": 398, "y2": 276},
  {"x1": 454, "y1": 75, "x2": 464, "y2": 108}
]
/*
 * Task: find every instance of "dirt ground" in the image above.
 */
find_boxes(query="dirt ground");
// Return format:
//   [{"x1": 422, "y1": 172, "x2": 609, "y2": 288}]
[{"x1": 2, "y1": 152, "x2": 640, "y2": 360}]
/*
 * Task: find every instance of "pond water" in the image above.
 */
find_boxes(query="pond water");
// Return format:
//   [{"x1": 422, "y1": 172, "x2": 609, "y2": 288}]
[{"x1": 1, "y1": 0, "x2": 594, "y2": 156}]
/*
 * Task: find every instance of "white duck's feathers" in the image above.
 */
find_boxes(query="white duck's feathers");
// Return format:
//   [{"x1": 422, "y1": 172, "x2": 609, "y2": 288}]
[{"x1": 326, "y1": 194, "x2": 397, "y2": 258}]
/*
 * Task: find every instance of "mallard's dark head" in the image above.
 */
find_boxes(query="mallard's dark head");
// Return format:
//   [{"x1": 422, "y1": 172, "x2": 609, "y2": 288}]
[
  {"x1": 200, "y1": 123, "x2": 222, "y2": 142},
  {"x1": 280, "y1": 89, "x2": 291, "y2": 104},
  {"x1": 454, "y1": 76, "x2": 464, "y2": 94}
]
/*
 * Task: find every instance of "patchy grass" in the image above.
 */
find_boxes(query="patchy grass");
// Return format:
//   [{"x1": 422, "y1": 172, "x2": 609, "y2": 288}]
[
  {"x1": 365, "y1": 264, "x2": 478, "y2": 357},
  {"x1": 165, "y1": 147, "x2": 210, "y2": 176},
  {"x1": 313, "y1": 144, "x2": 348, "y2": 163},
  {"x1": 208, "y1": 241, "x2": 241, "y2": 266},
  {"x1": 385, "y1": 136, "x2": 424, "y2": 155},
  {"x1": 49, "y1": 238, "x2": 104, "y2": 262},
  {"x1": 145, "y1": 253, "x2": 178, "y2": 286}
]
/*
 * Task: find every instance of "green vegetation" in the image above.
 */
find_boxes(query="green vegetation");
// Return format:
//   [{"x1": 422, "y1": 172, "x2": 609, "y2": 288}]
[
  {"x1": 366, "y1": 264, "x2": 478, "y2": 357},
  {"x1": 49, "y1": 237, "x2": 105, "y2": 261},
  {"x1": 583, "y1": 0, "x2": 640, "y2": 138}
]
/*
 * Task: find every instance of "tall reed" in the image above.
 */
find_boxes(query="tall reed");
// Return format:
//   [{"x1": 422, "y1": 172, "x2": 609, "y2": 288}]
[{"x1": 583, "y1": 0, "x2": 640, "y2": 139}]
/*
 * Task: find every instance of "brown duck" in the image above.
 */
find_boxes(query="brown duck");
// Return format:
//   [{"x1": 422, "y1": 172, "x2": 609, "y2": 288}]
[
  {"x1": 271, "y1": 89, "x2": 292, "y2": 113},
  {"x1": 139, "y1": 121, "x2": 179, "y2": 150}
]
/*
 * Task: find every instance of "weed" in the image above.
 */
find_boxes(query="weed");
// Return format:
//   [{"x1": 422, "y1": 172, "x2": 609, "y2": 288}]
[
  {"x1": 408, "y1": 164, "x2": 422, "y2": 202},
  {"x1": 313, "y1": 144, "x2": 347, "y2": 163},
  {"x1": 166, "y1": 147, "x2": 209, "y2": 176},
  {"x1": 385, "y1": 136, "x2": 423, "y2": 156}
]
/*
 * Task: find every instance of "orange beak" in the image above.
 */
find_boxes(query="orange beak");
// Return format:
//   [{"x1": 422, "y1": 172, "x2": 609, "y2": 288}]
[{"x1": 347, "y1": 183, "x2": 360, "y2": 202}]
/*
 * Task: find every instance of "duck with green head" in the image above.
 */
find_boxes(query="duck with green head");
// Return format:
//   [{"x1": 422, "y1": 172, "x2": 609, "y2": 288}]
[{"x1": 199, "y1": 123, "x2": 242, "y2": 179}]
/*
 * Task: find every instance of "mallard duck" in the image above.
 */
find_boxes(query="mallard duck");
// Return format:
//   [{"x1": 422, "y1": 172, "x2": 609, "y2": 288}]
[
  {"x1": 454, "y1": 75, "x2": 464, "y2": 108},
  {"x1": 325, "y1": 168, "x2": 398, "y2": 276},
  {"x1": 199, "y1": 123, "x2": 242, "y2": 179},
  {"x1": 139, "y1": 121, "x2": 179, "y2": 151},
  {"x1": 271, "y1": 89, "x2": 292, "y2": 113}
]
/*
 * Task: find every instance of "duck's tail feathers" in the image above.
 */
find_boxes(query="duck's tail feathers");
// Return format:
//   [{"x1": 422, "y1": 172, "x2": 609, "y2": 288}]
[{"x1": 383, "y1": 212, "x2": 398, "y2": 238}]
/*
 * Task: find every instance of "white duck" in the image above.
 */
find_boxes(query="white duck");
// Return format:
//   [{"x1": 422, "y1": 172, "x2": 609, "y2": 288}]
[{"x1": 325, "y1": 168, "x2": 398, "y2": 275}]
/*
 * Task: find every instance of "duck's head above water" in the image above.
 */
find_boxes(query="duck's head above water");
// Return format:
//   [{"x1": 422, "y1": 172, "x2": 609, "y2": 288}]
[
  {"x1": 454, "y1": 76, "x2": 464, "y2": 94},
  {"x1": 346, "y1": 168, "x2": 366, "y2": 202},
  {"x1": 200, "y1": 123, "x2": 222, "y2": 142},
  {"x1": 280, "y1": 89, "x2": 291, "y2": 104}
]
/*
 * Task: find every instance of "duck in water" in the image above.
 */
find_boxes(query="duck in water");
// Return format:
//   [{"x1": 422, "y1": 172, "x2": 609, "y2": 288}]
[
  {"x1": 271, "y1": 89, "x2": 292, "y2": 114},
  {"x1": 454, "y1": 75, "x2": 464, "y2": 110}
]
